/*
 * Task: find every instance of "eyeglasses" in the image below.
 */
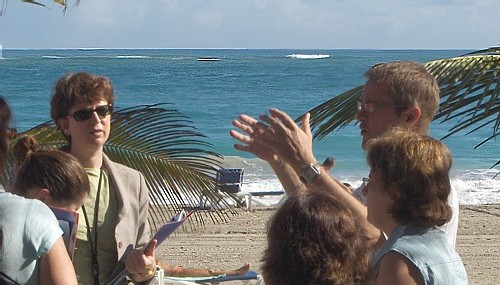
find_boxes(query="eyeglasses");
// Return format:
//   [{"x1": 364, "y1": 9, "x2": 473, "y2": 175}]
[
  {"x1": 356, "y1": 100, "x2": 407, "y2": 114},
  {"x1": 363, "y1": 177, "x2": 370, "y2": 185},
  {"x1": 69, "y1": 105, "x2": 113, "y2": 121}
]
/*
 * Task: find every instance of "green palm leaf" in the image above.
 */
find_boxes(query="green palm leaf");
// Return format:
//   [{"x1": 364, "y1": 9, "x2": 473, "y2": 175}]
[
  {"x1": 3, "y1": 104, "x2": 237, "y2": 231},
  {"x1": 303, "y1": 47, "x2": 500, "y2": 171},
  {"x1": 0, "y1": 0, "x2": 80, "y2": 15}
]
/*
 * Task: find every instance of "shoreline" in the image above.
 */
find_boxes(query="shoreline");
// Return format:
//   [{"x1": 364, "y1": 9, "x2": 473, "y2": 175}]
[{"x1": 156, "y1": 204, "x2": 500, "y2": 285}]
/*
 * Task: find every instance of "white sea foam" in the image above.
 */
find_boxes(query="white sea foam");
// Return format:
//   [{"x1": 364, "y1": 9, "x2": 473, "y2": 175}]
[
  {"x1": 115, "y1": 55, "x2": 150, "y2": 59},
  {"x1": 286, "y1": 54, "x2": 330, "y2": 59},
  {"x1": 220, "y1": 156, "x2": 500, "y2": 206},
  {"x1": 42, "y1": 55, "x2": 65, "y2": 59}
]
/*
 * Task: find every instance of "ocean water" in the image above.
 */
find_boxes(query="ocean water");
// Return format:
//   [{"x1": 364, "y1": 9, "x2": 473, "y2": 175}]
[{"x1": 1, "y1": 49, "x2": 498, "y2": 205}]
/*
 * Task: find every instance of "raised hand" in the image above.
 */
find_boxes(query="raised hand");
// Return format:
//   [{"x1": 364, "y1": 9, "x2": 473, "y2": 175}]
[
  {"x1": 230, "y1": 114, "x2": 280, "y2": 163},
  {"x1": 255, "y1": 108, "x2": 317, "y2": 174}
]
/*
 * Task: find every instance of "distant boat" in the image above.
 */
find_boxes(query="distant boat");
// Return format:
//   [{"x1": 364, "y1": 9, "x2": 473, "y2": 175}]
[
  {"x1": 286, "y1": 54, "x2": 330, "y2": 60},
  {"x1": 197, "y1": 57, "x2": 221, "y2": 61}
]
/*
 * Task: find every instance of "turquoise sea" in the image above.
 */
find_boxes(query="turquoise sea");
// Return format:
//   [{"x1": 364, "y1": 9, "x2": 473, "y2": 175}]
[{"x1": 0, "y1": 49, "x2": 498, "y2": 205}]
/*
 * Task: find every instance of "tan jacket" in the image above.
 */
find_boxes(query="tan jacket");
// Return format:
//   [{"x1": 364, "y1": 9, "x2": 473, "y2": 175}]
[{"x1": 104, "y1": 154, "x2": 151, "y2": 283}]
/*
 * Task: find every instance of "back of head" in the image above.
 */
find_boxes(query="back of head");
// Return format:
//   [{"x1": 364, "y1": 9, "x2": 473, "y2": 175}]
[
  {"x1": 262, "y1": 191, "x2": 371, "y2": 285},
  {"x1": 50, "y1": 71, "x2": 115, "y2": 123},
  {"x1": 13, "y1": 135, "x2": 90, "y2": 207},
  {"x1": 365, "y1": 61, "x2": 440, "y2": 133},
  {"x1": 0, "y1": 97, "x2": 12, "y2": 172},
  {"x1": 366, "y1": 128, "x2": 452, "y2": 227}
]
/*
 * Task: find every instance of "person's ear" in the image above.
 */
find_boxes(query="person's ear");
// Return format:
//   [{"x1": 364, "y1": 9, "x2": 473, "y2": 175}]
[
  {"x1": 33, "y1": 188, "x2": 50, "y2": 202},
  {"x1": 387, "y1": 185, "x2": 400, "y2": 201},
  {"x1": 403, "y1": 106, "x2": 421, "y2": 124},
  {"x1": 57, "y1": 118, "x2": 71, "y2": 136}
]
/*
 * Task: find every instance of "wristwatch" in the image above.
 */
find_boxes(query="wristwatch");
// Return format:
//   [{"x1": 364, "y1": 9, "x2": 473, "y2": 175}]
[{"x1": 299, "y1": 162, "x2": 322, "y2": 184}]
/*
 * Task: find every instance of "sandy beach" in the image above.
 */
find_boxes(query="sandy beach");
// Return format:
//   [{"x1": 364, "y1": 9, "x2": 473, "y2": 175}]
[{"x1": 157, "y1": 204, "x2": 500, "y2": 284}]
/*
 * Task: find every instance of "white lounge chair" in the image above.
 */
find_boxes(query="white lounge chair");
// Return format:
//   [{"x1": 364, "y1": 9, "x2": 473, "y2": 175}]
[{"x1": 147, "y1": 266, "x2": 263, "y2": 285}]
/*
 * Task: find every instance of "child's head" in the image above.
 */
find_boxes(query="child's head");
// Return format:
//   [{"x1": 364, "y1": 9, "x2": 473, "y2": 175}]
[
  {"x1": 366, "y1": 128, "x2": 452, "y2": 228},
  {"x1": 13, "y1": 136, "x2": 90, "y2": 211}
]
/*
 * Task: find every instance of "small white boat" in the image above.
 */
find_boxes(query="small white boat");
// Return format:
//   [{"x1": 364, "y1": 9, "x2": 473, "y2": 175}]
[{"x1": 286, "y1": 54, "x2": 330, "y2": 59}]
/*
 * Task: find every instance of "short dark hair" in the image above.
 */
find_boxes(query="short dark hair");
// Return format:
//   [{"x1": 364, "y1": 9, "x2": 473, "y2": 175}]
[{"x1": 50, "y1": 72, "x2": 115, "y2": 134}]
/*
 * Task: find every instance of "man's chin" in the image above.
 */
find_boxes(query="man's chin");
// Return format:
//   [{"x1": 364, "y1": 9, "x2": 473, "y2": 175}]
[
  {"x1": 361, "y1": 141, "x2": 368, "y2": 151},
  {"x1": 362, "y1": 135, "x2": 377, "y2": 151},
  {"x1": 360, "y1": 135, "x2": 370, "y2": 150}
]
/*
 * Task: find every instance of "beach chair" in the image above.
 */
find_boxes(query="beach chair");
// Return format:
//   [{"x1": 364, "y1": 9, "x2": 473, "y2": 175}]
[
  {"x1": 248, "y1": 191, "x2": 287, "y2": 208},
  {"x1": 199, "y1": 168, "x2": 251, "y2": 210},
  {"x1": 149, "y1": 266, "x2": 263, "y2": 285}
]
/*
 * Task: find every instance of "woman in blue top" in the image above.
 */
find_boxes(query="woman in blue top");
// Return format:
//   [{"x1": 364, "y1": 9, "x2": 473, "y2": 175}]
[{"x1": 365, "y1": 128, "x2": 468, "y2": 285}]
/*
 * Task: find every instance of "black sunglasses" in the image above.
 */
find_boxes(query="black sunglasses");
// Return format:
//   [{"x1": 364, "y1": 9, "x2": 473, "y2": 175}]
[{"x1": 69, "y1": 105, "x2": 113, "y2": 122}]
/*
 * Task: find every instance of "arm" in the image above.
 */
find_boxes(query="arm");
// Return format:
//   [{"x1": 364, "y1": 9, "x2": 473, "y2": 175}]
[
  {"x1": 160, "y1": 263, "x2": 250, "y2": 277},
  {"x1": 39, "y1": 237, "x2": 78, "y2": 285},
  {"x1": 137, "y1": 172, "x2": 152, "y2": 247},
  {"x1": 126, "y1": 173, "x2": 157, "y2": 283},
  {"x1": 230, "y1": 114, "x2": 307, "y2": 195},
  {"x1": 376, "y1": 252, "x2": 423, "y2": 285},
  {"x1": 256, "y1": 108, "x2": 382, "y2": 246}
]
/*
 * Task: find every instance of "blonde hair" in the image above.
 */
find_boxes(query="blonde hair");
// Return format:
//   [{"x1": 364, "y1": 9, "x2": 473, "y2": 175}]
[{"x1": 365, "y1": 61, "x2": 440, "y2": 133}]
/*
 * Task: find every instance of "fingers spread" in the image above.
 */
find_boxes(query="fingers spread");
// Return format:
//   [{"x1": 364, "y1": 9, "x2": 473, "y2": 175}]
[
  {"x1": 301, "y1": 112, "x2": 312, "y2": 136},
  {"x1": 269, "y1": 108, "x2": 298, "y2": 130}
]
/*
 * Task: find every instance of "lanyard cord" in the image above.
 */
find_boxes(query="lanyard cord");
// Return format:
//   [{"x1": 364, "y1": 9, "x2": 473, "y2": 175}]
[{"x1": 81, "y1": 167, "x2": 104, "y2": 285}]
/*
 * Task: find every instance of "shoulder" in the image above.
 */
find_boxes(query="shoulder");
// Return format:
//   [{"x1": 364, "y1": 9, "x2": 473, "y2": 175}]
[
  {"x1": 1, "y1": 193, "x2": 62, "y2": 244},
  {"x1": 377, "y1": 251, "x2": 423, "y2": 285},
  {"x1": 1, "y1": 193, "x2": 51, "y2": 216},
  {"x1": 103, "y1": 155, "x2": 143, "y2": 176}
]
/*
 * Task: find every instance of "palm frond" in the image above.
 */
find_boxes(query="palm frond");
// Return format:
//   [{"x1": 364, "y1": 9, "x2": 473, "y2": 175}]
[
  {"x1": 298, "y1": 86, "x2": 363, "y2": 140},
  {"x1": 304, "y1": 48, "x2": 500, "y2": 171},
  {"x1": 21, "y1": 0, "x2": 48, "y2": 9},
  {"x1": 2, "y1": 104, "x2": 237, "y2": 231},
  {"x1": 1, "y1": 0, "x2": 7, "y2": 15},
  {"x1": 11, "y1": 0, "x2": 80, "y2": 14},
  {"x1": 423, "y1": 52, "x2": 499, "y2": 169}
]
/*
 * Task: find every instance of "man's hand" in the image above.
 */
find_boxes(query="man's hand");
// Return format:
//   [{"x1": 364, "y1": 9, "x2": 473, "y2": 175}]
[
  {"x1": 125, "y1": 239, "x2": 157, "y2": 282},
  {"x1": 230, "y1": 114, "x2": 280, "y2": 163},
  {"x1": 255, "y1": 108, "x2": 317, "y2": 174}
]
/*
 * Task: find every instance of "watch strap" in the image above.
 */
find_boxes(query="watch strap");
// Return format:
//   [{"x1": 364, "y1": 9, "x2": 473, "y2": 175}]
[{"x1": 299, "y1": 162, "x2": 322, "y2": 184}]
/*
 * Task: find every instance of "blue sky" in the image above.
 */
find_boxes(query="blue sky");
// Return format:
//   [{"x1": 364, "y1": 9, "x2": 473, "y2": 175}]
[{"x1": 0, "y1": 0, "x2": 498, "y2": 49}]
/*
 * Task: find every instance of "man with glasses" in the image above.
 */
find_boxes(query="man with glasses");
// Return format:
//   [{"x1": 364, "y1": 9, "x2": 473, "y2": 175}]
[{"x1": 230, "y1": 61, "x2": 459, "y2": 249}]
